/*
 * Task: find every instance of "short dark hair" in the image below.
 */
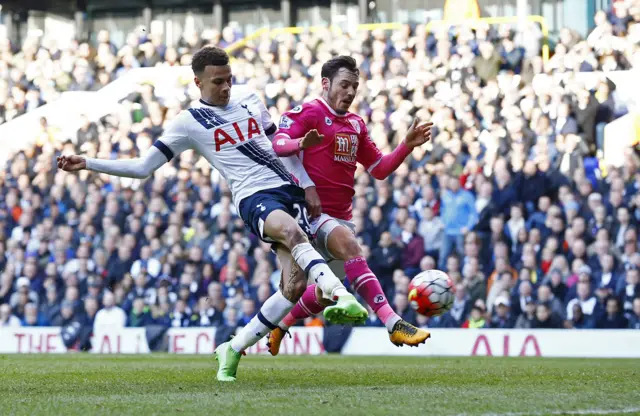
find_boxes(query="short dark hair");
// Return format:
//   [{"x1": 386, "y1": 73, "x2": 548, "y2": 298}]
[
  {"x1": 321, "y1": 55, "x2": 359, "y2": 81},
  {"x1": 191, "y1": 46, "x2": 229, "y2": 74}
]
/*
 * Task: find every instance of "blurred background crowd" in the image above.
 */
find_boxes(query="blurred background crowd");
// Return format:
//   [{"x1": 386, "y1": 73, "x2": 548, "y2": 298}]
[{"x1": 1, "y1": 0, "x2": 640, "y2": 351}]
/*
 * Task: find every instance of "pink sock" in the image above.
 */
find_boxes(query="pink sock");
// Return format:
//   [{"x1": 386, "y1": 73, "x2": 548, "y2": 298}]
[
  {"x1": 345, "y1": 257, "x2": 401, "y2": 332},
  {"x1": 279, "y1": 284, "x2": 324, "y2": 330}
]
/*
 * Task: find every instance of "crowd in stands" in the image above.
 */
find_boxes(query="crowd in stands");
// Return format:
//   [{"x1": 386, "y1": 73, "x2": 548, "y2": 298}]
[{"x1": 1, "y1": 1, "x2": 640, "y2": 351}]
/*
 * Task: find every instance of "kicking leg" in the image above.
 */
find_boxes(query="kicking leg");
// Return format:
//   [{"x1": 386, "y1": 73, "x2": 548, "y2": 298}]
[
  {"x1": 262, "y1": 210, "x2": 366, "y2": 324},
  {"x1": 215, "y1": 244, "x2": 305, "y2": 381},
  {"x1": 330, "y1": 224, "x2": 430, "y2": 346}
]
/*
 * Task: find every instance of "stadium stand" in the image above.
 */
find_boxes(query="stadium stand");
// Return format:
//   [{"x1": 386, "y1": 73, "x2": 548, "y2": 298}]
[{"x1": 1, "y1": 1, "x2": 640, "y2": 352}]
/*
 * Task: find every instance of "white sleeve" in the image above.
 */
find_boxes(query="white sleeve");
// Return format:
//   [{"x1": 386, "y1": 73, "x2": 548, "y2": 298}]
[
  {"x1": 85, "y1": 114, "x2": 191, "y2": 179},
  {"x1": 280, "y1": 154, "x2": 315, "y2": 189},
  {"x1": 85, "y1": 146, "x2": 168, "y2": 179}
]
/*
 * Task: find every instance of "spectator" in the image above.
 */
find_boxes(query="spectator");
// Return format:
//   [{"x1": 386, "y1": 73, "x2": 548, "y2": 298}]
[
  {"x1": 94, "y1": 291, "x2": 126, "y2": 331},
  {"x1": 40, "y1": 285, "x2": 61, "y2": 325},
  {"x1": 170, "y1": 299, "x2": 197, "y2": 328},
  {"x1": 565, "y1": 304, "x2": 595, "y2": 329},
  {"x1": 215, "y1": 308, "x2": 238, "y2": 346},
  {"x1": 400, "y1": 218, "x2": 424, "y2": 277},
  {"x1": 448, "y1": 284, "x2": 471, "y2": 327},
  {"x1": 10, "y1": 277, "x2": 39, "y2": 309},
  {"x1": 537, "y1": 284, "x2": 565, "y2": 320},
  {"x1": 566, "y1": 281, "x2": 598, "y2": 320},
  {"x1": 0, "y1": 303, "x2": 21, "y2": 327},
  {"x1": 21, "y1": 303, "x2": 48, "y2": 327},
  {"x1": 462, "y1": 305, "x2": 487, "y2": 328},
  {"x1": 439, "y1": 175, "x2": 477, "y2": 269},
  {"x1": 418, "y1": 206, "x2": 444, "y2": 261},
  {"x1": 237, "y1": 298, "x2": 257, "y2": 327},
  {"x1": 488, "y1": 296, "x2": 515, "y2": 328},
  {"x1": 628, "y1": 298, "x2": 640, "y2": 329},
  {"x1": 618, "y1": 266, "x2": 640, "y2": 317},
  {"x1": 532, "y1": 303, "x2": 563, "y2": 328},
  {"x1": 512, "y1": 280, "x2": 534, "y2": 317},
  {"x1": 462, "y1": 257, "x2": 486, "y2": 303},
  {"x1": 82, "y1": 297, "x2": 99, "y2": 328},
  {"x1": 474, "y1": 41, "x2": 502, "y2": 83},
  {"x1": 51, "y1": 301, "x2": 76, "y2": 327},
  {"x1": 515, "y1": 299, "x2": 537, "y2": 329},
  {"x1": 596, "y1": 296, "x2": 628, "y2": 328},
  {"x1": 128, "y1": 298, "x2": 153, "y2": 327},
  {"x1": 130, "y1": 246, "x2": 162, "y2": 279},
  {"x1": 369, "y1": 232, "x2": 401, "y2": 294}
]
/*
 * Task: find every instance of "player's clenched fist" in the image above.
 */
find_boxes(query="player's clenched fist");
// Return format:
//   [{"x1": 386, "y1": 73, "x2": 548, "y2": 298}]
[
  {"x1": 404, "y1": 119, "x2": 433, "y2": 149},
  {"x1": 57, "y1": 155, "x2": 87, "y2": 172},
  {"x1": 300, "y1": 129, "x2": 324, "y2": 149}
]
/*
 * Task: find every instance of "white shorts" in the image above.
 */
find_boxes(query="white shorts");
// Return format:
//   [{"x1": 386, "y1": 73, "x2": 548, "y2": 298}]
[{"x1": 310, "y1": 213, "x2": 355, "y2": 280}]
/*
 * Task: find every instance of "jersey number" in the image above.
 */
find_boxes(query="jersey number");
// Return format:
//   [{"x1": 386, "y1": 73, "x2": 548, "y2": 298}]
[{"x1": 292, "y1": 203, "x2": 311, "y2": 235}]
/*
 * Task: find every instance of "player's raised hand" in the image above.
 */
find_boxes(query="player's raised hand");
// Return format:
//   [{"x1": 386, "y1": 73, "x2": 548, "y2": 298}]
[
  {"x1": 57, "y1": 154, "x2": 87, "y2": 172},
  {"x1": 300, "y1": 129, "x2": 324, "y2": 150},
  {"x1": 404, "y1": 119, "x2": 433, "y2": 149},
  {"x1": 304, "y1": 186, "x2": 322, "y2": 220}
]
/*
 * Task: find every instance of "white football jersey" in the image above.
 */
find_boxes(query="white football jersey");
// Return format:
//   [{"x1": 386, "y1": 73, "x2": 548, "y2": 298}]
[{"x1": 155, "y1": 87, "x2": 296, "y2": 211}]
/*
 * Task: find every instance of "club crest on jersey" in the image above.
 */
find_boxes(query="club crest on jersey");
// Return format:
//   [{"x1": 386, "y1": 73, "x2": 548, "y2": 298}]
[
  {"x1": 334, "y1": 133, "x2": 358, "y2": 163},
  {"x1": 325, "y1": 117, "x2": 332, "y2": 126},
  {"x1": 279, "y1": 115, "x2": 294, "y2": 129},
  {"x1": 290, "y1": 105, "x2": 303, "y2": 114},
  {"x1": 349, "y1": 119, "x2": 361, "y2": 134},
  {"x1": 240, "y1": 104, "x2": 254, "y2": 116}
]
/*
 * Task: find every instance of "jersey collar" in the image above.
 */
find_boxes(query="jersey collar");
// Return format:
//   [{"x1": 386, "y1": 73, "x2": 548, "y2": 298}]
[
  {"x1": 318, "y1": 97, "x2": 348, "y2": 118},
  {"x1": 199, "y1": 98, "x2": 232, "y2": 110}
]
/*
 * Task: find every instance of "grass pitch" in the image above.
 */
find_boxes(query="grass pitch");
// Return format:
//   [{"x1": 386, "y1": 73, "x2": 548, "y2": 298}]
[{"x1": 0, "y1": 354, "x2": 639, "y2": 416}]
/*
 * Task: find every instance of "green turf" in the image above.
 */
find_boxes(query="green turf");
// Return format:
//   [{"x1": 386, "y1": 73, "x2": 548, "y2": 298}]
[{"x1": 0, "y1": 354, "x2": 639, "y2": 416}]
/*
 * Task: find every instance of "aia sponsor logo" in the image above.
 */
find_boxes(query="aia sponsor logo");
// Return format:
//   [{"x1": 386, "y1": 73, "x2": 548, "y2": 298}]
[
  {"x1": 213, "y1": 117, "x2": 261, "y2": 151},
  {"x1": 334, "y1": 133, "x2": 358, "y2": 163}
]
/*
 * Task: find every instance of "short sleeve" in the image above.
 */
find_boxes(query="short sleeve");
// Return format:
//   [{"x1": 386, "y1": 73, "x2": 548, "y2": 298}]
[
  {"x1": 153, "y1": 112, "x2": 191, "y2": 161},
  {"x1": 274, "y1": 104, "x2": 317, "y2": 141},
  {"x1": 356, "y1": 121, "x2": 383, "y2": 171}
]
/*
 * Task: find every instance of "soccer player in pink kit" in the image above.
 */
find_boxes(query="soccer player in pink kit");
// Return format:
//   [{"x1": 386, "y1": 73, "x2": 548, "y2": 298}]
[{"x1": 267, "y1": 55, "x2": 432, "y2": 353}]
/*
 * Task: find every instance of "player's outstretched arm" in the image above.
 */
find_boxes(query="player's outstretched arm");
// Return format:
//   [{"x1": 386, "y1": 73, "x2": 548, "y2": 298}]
[
  {"x1": 368, "y1": 119, "x2": 432, "y2": 180},
  {"x1": 272, "y1": 129, "x2": 324, "y2": 157},
  {"x1": 57, "y1": 146, "x2": 169, "y2": 179}
]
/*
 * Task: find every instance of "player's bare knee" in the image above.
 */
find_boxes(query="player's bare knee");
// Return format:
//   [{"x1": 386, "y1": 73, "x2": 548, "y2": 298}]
[
  {"x1": 285, "y1": 226, "x2": 308, "y2": 249},
  {"x1": 341, "y1": 236, "x2": 364, "y2": 260}
]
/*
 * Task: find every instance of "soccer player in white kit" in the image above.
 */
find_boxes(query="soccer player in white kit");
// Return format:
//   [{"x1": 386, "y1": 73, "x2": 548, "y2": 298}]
[{"x1": 57, "y1": 46, "x2": 367, "y2": 381}]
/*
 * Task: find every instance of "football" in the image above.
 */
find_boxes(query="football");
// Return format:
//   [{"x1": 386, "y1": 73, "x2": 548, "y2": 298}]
[{"x1": 408, "y1": 270, "x2": 455, "y2": 317}]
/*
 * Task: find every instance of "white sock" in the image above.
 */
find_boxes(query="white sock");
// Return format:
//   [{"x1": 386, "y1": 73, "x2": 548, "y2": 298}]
[
  {"x1": 230, "y1": 291, "x2": 294, "y2": 353},
  {"x1": 291, "y1": 243, "x2": 349, "y2": 299}
]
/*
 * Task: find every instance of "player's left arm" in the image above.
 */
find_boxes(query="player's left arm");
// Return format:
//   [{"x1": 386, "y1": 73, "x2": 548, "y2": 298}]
[{"x1": 358, "y1": 118, "x2": 432, "y2": 180}]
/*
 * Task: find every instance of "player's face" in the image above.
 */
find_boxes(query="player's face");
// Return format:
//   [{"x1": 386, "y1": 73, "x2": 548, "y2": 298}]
[
  {"x1": 195, "y1": 64, "x2": 232, "y2": 106},
  {"x1": 324, "y1": 68, "x2": 359, "y2": 114}
]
